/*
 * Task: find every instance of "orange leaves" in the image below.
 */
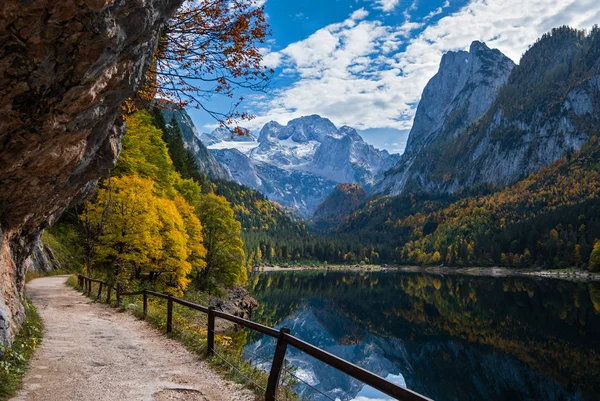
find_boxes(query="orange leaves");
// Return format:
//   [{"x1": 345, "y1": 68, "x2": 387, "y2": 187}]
[
  {"x1": 121, "y1": 97, "x2": 138, "y2": 118},
  {"x1": 141, "y1": 0, "x2": 271, "y2": 131}
]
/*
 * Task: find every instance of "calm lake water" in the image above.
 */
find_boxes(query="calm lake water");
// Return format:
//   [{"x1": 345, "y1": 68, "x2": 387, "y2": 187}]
[{"x1": 243, "y1": 270, "x2": 600, "y2": 401}]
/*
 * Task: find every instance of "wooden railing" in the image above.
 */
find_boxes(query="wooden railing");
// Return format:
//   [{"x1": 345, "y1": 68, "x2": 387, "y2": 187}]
[{"x1": 77, "y1": 275, "x2": 432, "y2": 401}]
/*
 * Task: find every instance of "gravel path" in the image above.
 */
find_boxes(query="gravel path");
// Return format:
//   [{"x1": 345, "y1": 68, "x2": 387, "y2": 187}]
[{"x1": 12, "y1": 276, "x2": 255, "y2": 401}]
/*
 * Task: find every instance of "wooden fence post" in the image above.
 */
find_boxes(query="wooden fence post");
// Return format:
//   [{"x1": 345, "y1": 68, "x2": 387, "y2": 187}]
[
  {"x1": 265, "y1": 327, "x2": 291, "y2": 401},
  {"x1": 207, "y1": 307, "x2": 215, "y2": 357},
  {"x1": 97, "y1": 282, "x2": 103, "y2": 300},
  {"x1": 166, "y1": 295, "x2": 173, "y2": 334},
  {"x1": 106, "y1": 285, "x2": 112, "y2": 304},
  {"x1": 143, "y1": 290, "x2": 148, "y2": 319},
  {"x1": 87, "y1": 279, "x2": 92, "y2": 297}
]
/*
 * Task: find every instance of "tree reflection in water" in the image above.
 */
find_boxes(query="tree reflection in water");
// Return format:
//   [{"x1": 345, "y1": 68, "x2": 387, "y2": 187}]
[{"x1": 244, "y1": 271, "x2": 600, "y2": 401}]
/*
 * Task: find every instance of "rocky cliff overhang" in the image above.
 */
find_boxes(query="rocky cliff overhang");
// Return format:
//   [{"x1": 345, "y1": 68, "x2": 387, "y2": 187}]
[{"x1": 0, "y1": 0, "x2": 182, "y2": 347}]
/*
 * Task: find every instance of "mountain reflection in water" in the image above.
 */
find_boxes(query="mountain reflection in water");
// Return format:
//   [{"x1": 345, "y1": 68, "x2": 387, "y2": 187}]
[{"x1": 244, "y1": 270, "x2": 600, "y2": 401}]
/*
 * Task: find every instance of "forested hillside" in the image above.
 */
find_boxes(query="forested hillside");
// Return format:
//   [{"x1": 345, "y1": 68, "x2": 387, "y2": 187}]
[
  {"x1": 312, "y1": 184, "x2": 368, "y2": 231},
  {"x1": 333, "y1": 137, "x2": 600, "y2": 268},
  {"x1": 321, "y1": 26, "x2": 600, "y2": 270}
]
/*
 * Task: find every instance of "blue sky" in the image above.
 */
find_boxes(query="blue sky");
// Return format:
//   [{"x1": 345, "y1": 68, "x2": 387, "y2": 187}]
[{"x1": 188, "y1": 0, "x2": 600, "y2": 154}]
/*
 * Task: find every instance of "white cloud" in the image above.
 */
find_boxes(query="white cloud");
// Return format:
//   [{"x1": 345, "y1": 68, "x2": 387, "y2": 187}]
[
  {"x1": 261, "y1": 51, "x2": 282, "y2": 69},
  {"x1": 423, "y1": 0, "x2": 450, "y2": 21},
  {"x1": 350, "y1": 8, "x2": 370, "y2": 20},
  {"x1": 251, "y1": 0, "x2": 600, "y2": 134},
  {"x1": 374, "y1": 0, "x2": 400, "y2": 12}
]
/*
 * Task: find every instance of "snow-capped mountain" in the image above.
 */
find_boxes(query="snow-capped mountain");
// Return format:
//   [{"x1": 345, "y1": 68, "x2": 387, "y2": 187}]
[
  {"x1": 251, "y1": 115, "x2": 399, "y2": 185},
  {"x1": 213, "y1": 148, "x2": 338, "y2": 217},
  {"x1": 210, "y1": 115, "x2": 399, "y2": 216}
]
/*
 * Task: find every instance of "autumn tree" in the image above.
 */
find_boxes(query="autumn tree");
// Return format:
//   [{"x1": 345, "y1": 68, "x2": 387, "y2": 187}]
[
  {"x1": 146, "y1": 0, "x2": 271, "y2": 132},
  {"x1": 89, "y1": 175, "x2": 162, "y2": 284},
  {"x1": 151, "y1": 196, "x2": 204, "y2": 294},
  {"x1": 114, "y1": 111, "x2": 174, "y2": 192},
  {"x1": 87, "y1": 175, "x2": 203, "y2": 295},
  {"x1": 78, "y1": 176, "x2": 113, "y2": 275},
  {"x1": 194, "y1": 192, "x2": 246, "y2": 290}
]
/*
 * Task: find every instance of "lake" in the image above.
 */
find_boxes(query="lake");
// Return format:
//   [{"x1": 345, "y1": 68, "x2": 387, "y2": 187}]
[{"x1": 243, "y1": 270, "x2": 600, "y2": 401}]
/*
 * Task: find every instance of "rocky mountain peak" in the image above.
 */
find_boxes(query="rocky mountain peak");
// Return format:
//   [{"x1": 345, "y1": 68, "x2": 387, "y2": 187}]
[
  {"x1": 251, "y1": 115, "x2": 399, "y2": 184},
  {"x1": 376, "y1": 27, "x2": 600, "y2": 197},
  {"x1": 201, "y1": 127, "x2": 255, "y2": 146},
  {"x1": 375, "y1": 41, "x2": 515, "y2": 196},
  {"x1": 469, "y1": 40, "x2": 489, "y2": 54},
  {"x1": 204, "y1": 114, "x2": 398, "y2": 215},
  {"x1": 404, "y1": 40, "x2": 515, "y2": 156},
  {"x1": 159, "y1": 107, "x2": 232, "y2": 181},
  {"x1": 259, "y1": 115, "x2": 338, "y2": 144},
  {"x1": 338, "y1": 126, "x2": 363, "y2": 142}
]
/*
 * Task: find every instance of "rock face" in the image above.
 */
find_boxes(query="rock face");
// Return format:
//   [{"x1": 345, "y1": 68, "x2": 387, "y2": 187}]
[
  {"x1": 208, "y1": 115, "x2": 398, "y2": 215},
  {"x1": 160, "y1": 108, "x2": 232, "y2": 180},
  {"x1": 375, "y1": 29, "x2": 600, "y2": 196},
  {"x1": 0, "y1": 0, "x2": 182, "y2": 347},
  {"x1": 212, "y1": 149, "x2": 263, "y2": 189},
  {"x1": 209, "y1": 286, "x2": 258, "y2": 333},
  {"x1": 25, "y1": 239, "x2": 61, "y2": 274},
  {"x1": 375, "y1": 41, "x2": 515, "y2": 195}
]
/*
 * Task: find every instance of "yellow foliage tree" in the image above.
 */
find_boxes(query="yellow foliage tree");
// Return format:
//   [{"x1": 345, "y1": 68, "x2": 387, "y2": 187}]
[
  {"x1": 86, "y1": 175, "x2": 203, "y2": 295},
  {"x1": 115, "y1": 111, "x2": 174, "y2": 193},
  {"x1": 87, "y1": 175, "x2": 161, "y2": 282},
  {"x1": 195, "y1": 193, "x2": 246, "y2": 289},
  {"x1": 152, "y1": 197, "x2": 193, "y2": 294}
]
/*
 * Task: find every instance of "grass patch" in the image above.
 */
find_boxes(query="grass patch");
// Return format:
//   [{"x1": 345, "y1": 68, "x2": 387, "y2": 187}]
[
  {"x1": 67, "y1": 277, "x2": 298, "y2": 400},
  {"x1": 0, "y1": 299, "x2": 43, "y2": 400}
]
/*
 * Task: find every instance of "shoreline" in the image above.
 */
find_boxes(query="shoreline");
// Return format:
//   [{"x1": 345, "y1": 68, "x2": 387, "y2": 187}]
[{"x1": 253, "y1": 264, "x2": 600, "y2": 281}]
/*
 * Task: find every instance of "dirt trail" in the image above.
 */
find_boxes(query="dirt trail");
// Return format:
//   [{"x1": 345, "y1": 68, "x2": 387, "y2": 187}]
[{"x1": 12, "y1": 276, "x2": 254, "y2": 401}]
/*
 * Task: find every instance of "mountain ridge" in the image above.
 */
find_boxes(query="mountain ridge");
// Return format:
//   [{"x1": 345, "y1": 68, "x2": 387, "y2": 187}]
[
  {"x1": 374, "y1": 40, "x2": 515, "y2": 195},
  {"x1": 376, "y1": 27, "x2": 600, "y2": 196}
]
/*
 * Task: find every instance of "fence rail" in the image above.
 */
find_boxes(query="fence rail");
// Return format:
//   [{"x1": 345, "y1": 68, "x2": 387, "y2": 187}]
[{"x1": 77, "y1": 274, "x2": 432, "y2": 401}]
